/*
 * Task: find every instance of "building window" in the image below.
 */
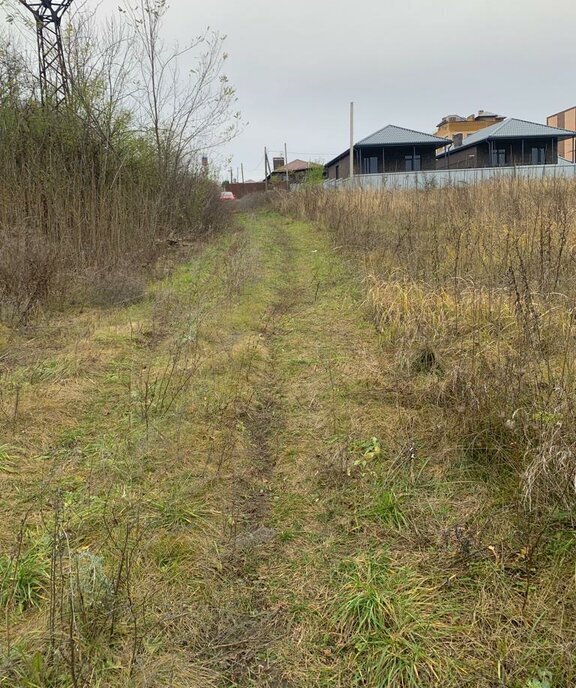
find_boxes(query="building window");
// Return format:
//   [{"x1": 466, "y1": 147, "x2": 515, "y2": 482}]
[
  {"x1": 335, "y1": 164, "x2": 340, "y2": 179},
  {"x1": 362, "y1": 156, "x2": 379, "y2": 174},
  {"x1": 405, "y1": 155, "x2": 421, "y2": 171},
  {"x1": 531, "y1": 147, "x2": 546, "y2": 164},
  {"x1": 491, "y1": 149, "x2": 506, "y2": 166}
]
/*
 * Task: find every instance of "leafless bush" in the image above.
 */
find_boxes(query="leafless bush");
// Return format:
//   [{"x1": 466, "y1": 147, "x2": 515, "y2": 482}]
[
  {"x1": 0, "y1": 1, "x2": 238, "y2": 324},
  {"x1": 83, "y1": 266, "x2": 148, "y2": 308},
  {"x1": 0, "y1": 230, "x2": 61, "y2": 325}
]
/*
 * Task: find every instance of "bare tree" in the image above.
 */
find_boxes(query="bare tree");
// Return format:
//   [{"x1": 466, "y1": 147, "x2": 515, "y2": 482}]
[
  {"x1": 122, "y1": 0, "x2": 241, "y2": 173},
  {"x1": 3, "y1": 0, "x2": 241, "y2": 169},
  {"x1": 0, "y1": 32, "x2": 33, "y2": 101},
  {"x1": 63, "y1": 7, "x2": 138, "y2": 146}
]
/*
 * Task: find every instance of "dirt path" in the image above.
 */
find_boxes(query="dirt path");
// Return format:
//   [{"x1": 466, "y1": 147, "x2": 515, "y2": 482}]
[
  {"x1": 207, "y1": 221, "x2": 303, "y2": 686},
  {"x1": 199, "y1": 212, "x2": 398, "y2": 687},
  {"x1": 4, "y1": 211, "x2": 549, "y2": 687}
]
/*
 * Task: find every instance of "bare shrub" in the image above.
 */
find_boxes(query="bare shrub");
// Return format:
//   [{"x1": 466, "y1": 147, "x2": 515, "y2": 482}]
[
  {"x1": 0, "y1": 230, "x2": 61, "y2": 325},
  {"x1": 83, "y1": 266, "x2": 148, "y2": 308}
]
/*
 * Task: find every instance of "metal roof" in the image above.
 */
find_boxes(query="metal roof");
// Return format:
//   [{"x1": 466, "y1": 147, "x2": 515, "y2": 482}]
[
  {"x1": 357, "y1": 124, "x2": 451, "y2": 147},
  {"x1": 271, "y1": 159, "x2": 322, "y2": 174},
  {"x1": 445, "y1": 118, "x2": 576, "y2": 153}
]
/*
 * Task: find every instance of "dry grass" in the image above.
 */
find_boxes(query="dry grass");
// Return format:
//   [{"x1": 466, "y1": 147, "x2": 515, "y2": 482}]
[
  {"x1": 275, "y1": 182, "x2": 576, "y2": 686},
  {"x1": 3, "y1": 203, "x2": 576, "y2": 686},
  {"x1": 278, "y1": 180, "x2": 576, "y2": 511},
  {"x1": 0, "y1": 226, "x2": 261, "y2": 686}
]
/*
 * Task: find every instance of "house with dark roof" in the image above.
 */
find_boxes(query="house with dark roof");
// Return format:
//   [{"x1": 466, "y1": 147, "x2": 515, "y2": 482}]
[
  {"x1": 266, "y1": 159, "x2": 323, "y2": 184},
  {"x1": 437, "y1": 118, "x2": 576, "y2": 169},
  {"x1": 325, "y1": 125, "x2": 451, "y2": 180}
]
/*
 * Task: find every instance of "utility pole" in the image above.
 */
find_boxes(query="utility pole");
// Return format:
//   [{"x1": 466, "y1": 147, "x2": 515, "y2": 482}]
[
  {"x1": 264, "y1": 147, "x2": 269, "y2": 192},
  {"x1": 18, "y1": 0, "x2": 74, "y2": 107},
  {"x1": 349, "y1": 101, "x2": 355, "y2": 179},
  {"x1": 284, "y1": 142, "x2": 290, "y2": 189},
  {"x1": 241, "y1": 163, "x2": 245, "y2": 184},
  {"x1": 230, "y1": 168, "x2": 233, "y2": 184}
]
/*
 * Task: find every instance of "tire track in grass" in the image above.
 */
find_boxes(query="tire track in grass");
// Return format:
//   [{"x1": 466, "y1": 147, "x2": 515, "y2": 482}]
[
  {"x1": 207, "y1": 212, "x2": 430, "y2": 686},
  {"x1": 205, "y1": 216, "x2": 300, "y2": 687}
]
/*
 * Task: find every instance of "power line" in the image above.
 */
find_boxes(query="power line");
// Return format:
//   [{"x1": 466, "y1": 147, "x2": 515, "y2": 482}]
[
  {"x1": 266, "y1": 150, "x2": 340, "y2": 157},
  {"x1": 241, "y1": 156, "x2": 266, "y2": 174}
]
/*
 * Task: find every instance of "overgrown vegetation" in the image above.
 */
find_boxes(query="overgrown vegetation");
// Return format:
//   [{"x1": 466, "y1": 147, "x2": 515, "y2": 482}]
[
  {"x1": 279, "y1": 181, "x2": 576, "y2": 512},
  {"x1": 276, "y1": 182, "x2": 576, "y2": 686},
  {"x1": 4, "y1": 0, "x2": 575, "y2": 683},
  {"x1": 4, "y1": 185, "x2": 575, "y2": 684},
  {"x1": 0, "y1": 2, "x2": 252, "y2": 684},
  {"x1": 0, "y1": 1, "x2": 237, "y2": 324},
  {"x1": 0, "y1": 223, "x2": 261, "y2": 686}
]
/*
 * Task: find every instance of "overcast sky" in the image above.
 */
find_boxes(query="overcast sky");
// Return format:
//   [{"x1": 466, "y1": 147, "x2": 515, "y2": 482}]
[{"x1": 9, "y1": 0, "x2": 576, "y2": 180}]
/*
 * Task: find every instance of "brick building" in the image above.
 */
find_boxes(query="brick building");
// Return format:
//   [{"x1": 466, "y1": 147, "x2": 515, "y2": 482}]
[
  {"x1": 434, "y1": 110, "x2": 505, "y2": 147},
  {"x1": 547, "y1": 107, "x2": 576, "y2": 162}
]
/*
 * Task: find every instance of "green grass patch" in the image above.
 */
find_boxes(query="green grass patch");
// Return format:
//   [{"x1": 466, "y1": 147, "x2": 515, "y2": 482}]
[
  {"x1": 333, "y1": 553, "x2": 458, "y2": 687},
  {"x1": 367, "y1": 488, "x2": 408, "y2": 529},
  {"x1": 0, "y1": 542, "x2": 49, "y2": 611}
]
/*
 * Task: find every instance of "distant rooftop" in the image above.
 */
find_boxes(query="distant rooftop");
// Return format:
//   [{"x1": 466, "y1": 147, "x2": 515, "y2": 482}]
[
  {"x1": 475, "y1": 110, "x2": 501, "y2": 119},
  {"x1": 357, "y1": 124, "x2": 451, "y2": 147},
  {"x1": 325, "y1": 125, "x2": 451, "y2": 168},
  {"x1": 439, "y1": 117, "x2": 576, "y2": 157},
  {"x1": 436, "y1": 109, "x2": 503, "y2": 128},
  {"x1": 460, "y1": 118, "x2": 576, "y2": 146},
  {"x1": 271, "y1": 159, "x2": 322, "y2": 174}
]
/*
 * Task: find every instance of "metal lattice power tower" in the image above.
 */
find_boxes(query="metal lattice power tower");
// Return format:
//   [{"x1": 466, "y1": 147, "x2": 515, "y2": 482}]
[{"x1": 18, "y1": 0, "x2": 74, "y2": 106}]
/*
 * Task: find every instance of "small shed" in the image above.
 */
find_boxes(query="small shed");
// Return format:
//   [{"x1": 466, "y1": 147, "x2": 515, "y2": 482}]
[{"x1": 325, "y1": 125, "x2": 451, "y2": 179}]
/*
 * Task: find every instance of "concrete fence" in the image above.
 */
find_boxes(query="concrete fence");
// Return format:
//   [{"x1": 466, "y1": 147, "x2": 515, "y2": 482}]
[{"x1": 323, "y1": 163, "x2": 576, "y2": 191}]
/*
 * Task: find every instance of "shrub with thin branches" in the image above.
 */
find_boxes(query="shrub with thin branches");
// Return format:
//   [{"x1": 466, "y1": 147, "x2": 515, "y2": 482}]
[{"x1": 0, "y1": 2, "x2": 237, "y2": 323}]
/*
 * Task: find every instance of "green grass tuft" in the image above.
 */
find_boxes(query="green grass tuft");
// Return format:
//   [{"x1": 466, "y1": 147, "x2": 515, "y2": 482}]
[
  {"x1": 368, "y1": 489, "x2": 408, "y2": 529},
  {"x1": 334, "y1": 553, "x2": 457, "y2": 687},
  {"x1": 0, "y1": 544, "x2": 49, "y2": 611}
]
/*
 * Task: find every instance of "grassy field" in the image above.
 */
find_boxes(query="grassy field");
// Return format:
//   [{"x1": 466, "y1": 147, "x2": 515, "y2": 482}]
[
  {"x1": 1, "y1": 195, "x2": 575, "y2": 686},
  {"x1": 276, "y1": 180, "x2": 576, "y2": 687}
]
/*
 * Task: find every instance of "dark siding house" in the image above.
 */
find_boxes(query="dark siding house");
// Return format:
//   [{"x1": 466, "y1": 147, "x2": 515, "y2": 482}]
[
  {"x1": 325, "y1": 125, "x2": 451, "y2": 179},
  {"x1": 437, "y1": 118, "x2": 576, "y2": 169}
]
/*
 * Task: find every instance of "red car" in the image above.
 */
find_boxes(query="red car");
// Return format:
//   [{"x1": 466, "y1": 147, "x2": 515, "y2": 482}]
[{"x1": 220, "y1": 191, "x2": 236, "y2": 201}]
